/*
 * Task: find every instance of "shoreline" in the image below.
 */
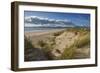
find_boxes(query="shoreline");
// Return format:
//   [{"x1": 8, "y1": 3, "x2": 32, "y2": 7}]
[{"x1": 25, "y1": 29, "x2": 65, "y2": 37}]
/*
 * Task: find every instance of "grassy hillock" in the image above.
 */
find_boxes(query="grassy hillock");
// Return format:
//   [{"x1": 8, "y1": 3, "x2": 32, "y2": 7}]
[
  {"x1": 57, "y1": 28, "x2": 90, "y2": 59},
  {"x1": 24, "y1": 28, "x2": 90, "y2": 61}
]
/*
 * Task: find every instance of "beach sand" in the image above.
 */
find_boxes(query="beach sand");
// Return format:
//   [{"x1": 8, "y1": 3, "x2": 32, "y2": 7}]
[
  {"x1": 25, "y1": 29, "x2": 65, "y2": 37},
  {"x1": 25, "y1": 28, "x2": 90, "y2": 60}
]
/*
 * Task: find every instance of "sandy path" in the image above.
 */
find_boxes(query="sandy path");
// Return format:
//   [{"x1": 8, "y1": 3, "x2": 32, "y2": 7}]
[{"x1": 25, "y1": 29, "x2": 65, "y2": 48}]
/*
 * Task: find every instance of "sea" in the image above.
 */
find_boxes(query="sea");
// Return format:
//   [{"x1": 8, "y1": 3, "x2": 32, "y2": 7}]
[{"x1": 24, "y1": 27, "x2": 67, "y2": 32}]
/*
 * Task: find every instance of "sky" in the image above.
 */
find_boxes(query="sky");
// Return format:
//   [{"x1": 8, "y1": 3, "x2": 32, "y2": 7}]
[{"x1": 24, "y1": 11, "x2": 90, "y2": 27}]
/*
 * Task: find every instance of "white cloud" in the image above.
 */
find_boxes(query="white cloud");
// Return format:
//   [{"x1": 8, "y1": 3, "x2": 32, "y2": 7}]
[
  {"x1": 25, "y1": 16, "x2": 70, "y2": 22},
  {"x1": 24, "y1": 16, "x2": 75, "y2": 27}
]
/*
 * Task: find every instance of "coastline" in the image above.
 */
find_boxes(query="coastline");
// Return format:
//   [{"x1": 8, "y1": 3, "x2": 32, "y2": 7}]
[{"x1": 25, "y1": 29, "x2": 65, "y2": 37}]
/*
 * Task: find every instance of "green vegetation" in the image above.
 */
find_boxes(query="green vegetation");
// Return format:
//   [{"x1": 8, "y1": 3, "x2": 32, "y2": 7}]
[
  {"x1": 57, "y1": 28, "x2": 90, "y2": 59},
  {"x1": 67, "y1": 28, "x2": 89, "y2": 35},
  {"x1": 75, "y1": 34, "x2": 90, "y2": 48},
  {"x1": 24, "y1": 37, "x2": 34, "y2": 49},
  {"x1": 38, "y1": 36, "x2": 56, "y2": 51},
  {"x1": 53, "y1": 30, "x2": 64, "y2": 36},
  {"x1": 38, "y1": 40, "x2": 47, "y2": 48},
  {"x1": 58, "y1": 46, "x2": 76, "y2": 59},
  {"x1": 25, "y1": 28, "x2": 90, "y2": 60},
  {"x1": 38, "y1": 40, "x2": 54, "y2": 60},
  {"x1": 67, "y1": 27, "x2": 89, "y2": 32},
  {"x1": 24, "y1": 37, "x2": 35, "y2": 61}
]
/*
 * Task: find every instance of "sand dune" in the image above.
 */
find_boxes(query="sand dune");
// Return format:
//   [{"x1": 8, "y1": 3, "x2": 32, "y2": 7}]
[{"x1": 25, "y1": 28, "x2": 90, "y2": 61}]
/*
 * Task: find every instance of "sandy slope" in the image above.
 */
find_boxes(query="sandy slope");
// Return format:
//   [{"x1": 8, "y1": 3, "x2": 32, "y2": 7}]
[
  {"x1": 25, "y1": 28, "x2": 90, "y2": 60},
  {"x1": 52, "y1": 31, "x2": 79, "y2": 57}
]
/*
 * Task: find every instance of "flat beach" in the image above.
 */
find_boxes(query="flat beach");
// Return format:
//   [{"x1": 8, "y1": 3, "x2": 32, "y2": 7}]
[{"x1": 25, "y1": 29, "x2": 65, "y2": 37}]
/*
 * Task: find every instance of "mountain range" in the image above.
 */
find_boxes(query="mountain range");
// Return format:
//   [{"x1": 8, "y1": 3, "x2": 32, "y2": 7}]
[{"x1": 24, "y1": 16, "x2": 89, "y2": 28}]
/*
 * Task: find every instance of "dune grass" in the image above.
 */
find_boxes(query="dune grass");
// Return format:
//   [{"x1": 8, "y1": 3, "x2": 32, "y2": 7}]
[
  {"x1": 57, "y1": 29, "x2": 90, "y2": 59},
  {"x1": 24, "y1": 37, "x2": 35, "y2": 61},
  {"x1": 57, "y1": 45, "x2": 76, "y2": 60},
  {"x1": 24, "y1": 37, "x2": 34, "y2": 49},
  {"x1": 38, "y1": 40, "x2": 54, "y2": 60},
  {"x1": 75, "y1": 34, "x2": 90, "y2": 48},
  {"x1": 53, "y1": 30, "x2": 64, "y2": 36},
  {"x1": 25, "y1": 28, "x2": 90, "y2": 60}
]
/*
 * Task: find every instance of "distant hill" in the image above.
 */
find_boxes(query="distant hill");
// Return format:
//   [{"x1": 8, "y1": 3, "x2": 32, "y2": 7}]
[{"x1": 24, "y1": 16, "x2": 76, "y2": 28}]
